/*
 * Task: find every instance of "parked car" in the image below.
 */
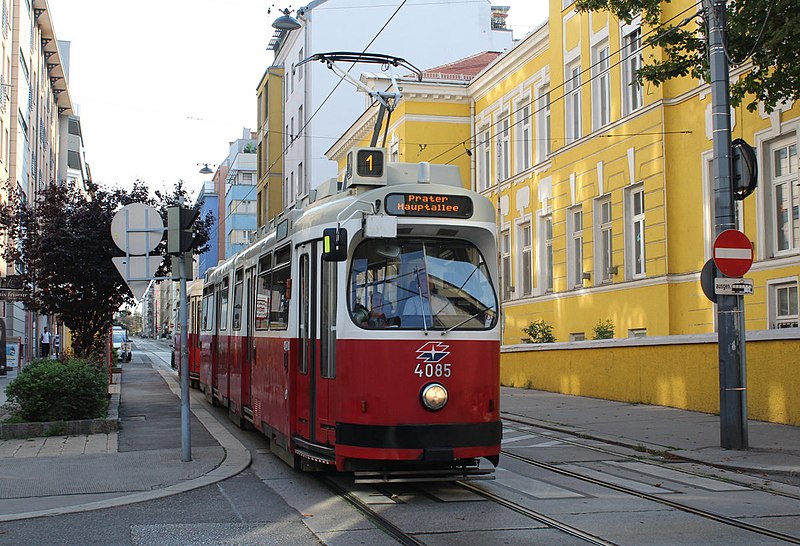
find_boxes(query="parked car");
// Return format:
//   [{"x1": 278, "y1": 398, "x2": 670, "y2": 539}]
[{"x1": 112, "y1": 328, "x2": 132, "y2": 362}]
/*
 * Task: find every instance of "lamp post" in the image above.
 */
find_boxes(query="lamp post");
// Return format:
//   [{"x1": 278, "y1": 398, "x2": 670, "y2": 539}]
[{"x1": 271, "y1": 7, "x2": 301, "y2": 30}]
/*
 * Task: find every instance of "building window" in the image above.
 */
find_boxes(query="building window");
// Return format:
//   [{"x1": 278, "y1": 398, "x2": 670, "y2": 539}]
[
  {"x1": 501, "y1": 229, "x2": 512, "y2": 300},
  {"x1": 536, "y1": 85, "x2": 551, "y2": 162},
  {"x1": 595, "y1": 197, "x2": 613, "y2": 282},
  {"x1": 298, "y1": 48, "x2": 304, "y2": 80},
  {"x1": 540, "y1": 214, "x2": 554, "y2": 292},
  {"x1": 242, "y1": 172, "x2": 254, "y2": 185},
  {"x1": 390, "y1": 136, "x2": 399, "y2": 162},
  {"x1": 516, "y1": 98, "x2": 532, "y2": 173},
  {"x1": 767, "y1": 137, "x2": 799, "y2": 255},
  {"x1": 497, "y1": 112, "x2": 510, "y2": 181},
  {"x1": 567, "y1": 207, "x2": 584, "y2": 288},
  {"x1": 565, "y1": 63, "x2": 582, "y2": 143},
  {"x1": 622, "y1": 27, "x2": 643, "y2": 115},
  {"x1": 770, "y1": 281, "x2": 799, "y2": 328},
  {"x1": 298, "y1": 105, "x2": 304, "y2": 132},
  {"x1": 479, "y1": 125, "x2": 491, "y2": 191},
  {"x1": 626, "y1": 185, "x2": 646, "y2": 278},
  {"x1": 593, "y1": 43, "x2": 611, "y2": 129},
  {"x1": 298, "y1": 161, "x2": 305, "y2": 195},
  {"x1": 518, "y1": 220, "x2": 532, "y2": 296}
]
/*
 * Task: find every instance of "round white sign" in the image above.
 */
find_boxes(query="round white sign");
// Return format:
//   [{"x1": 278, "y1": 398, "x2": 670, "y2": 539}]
[{"x1": 111, "y1": 203, "x2": 164, "y2": 255}]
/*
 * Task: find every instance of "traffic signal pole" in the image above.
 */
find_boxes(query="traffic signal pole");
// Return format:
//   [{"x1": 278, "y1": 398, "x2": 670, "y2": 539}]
[
  {"x1": 168, "y1": 198, "x2": 196, "y2": 462},
  {"x1": 707, "y1": 0, "x2": 748, "y2": 449},
  {"x1": 178, "y1": 249, "x2": 191, "y2": 462}
]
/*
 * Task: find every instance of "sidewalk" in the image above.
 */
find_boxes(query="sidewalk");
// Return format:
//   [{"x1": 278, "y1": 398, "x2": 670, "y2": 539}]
[
  {"x1": 0, "y1": 348, "x2": 250, "y2": 522},
  {"x1": 501, "y1": 387, "x2": 800, "y2": 477}
]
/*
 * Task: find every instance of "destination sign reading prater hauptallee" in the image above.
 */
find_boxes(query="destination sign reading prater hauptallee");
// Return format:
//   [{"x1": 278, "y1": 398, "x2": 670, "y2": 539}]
[{"x1": 385, "y1": 193, "x2": 473, "y2": 219}]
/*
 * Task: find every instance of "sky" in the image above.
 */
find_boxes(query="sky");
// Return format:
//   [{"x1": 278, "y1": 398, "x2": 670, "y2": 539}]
[{"x1": 48, "y1": 0, "x2": 548, "y2": 199}]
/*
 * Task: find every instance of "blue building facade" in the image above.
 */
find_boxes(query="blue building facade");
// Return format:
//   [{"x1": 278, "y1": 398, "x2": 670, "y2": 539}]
[
  {"x1": 223, "y1": 131, "x2": 257, "y2": 258},
  {"x1": 197, "y1": 180, "x2": 219, "y2": 279}
]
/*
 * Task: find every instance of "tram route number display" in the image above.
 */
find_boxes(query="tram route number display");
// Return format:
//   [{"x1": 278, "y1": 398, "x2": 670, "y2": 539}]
[
  {"x1": 386, "y1": 193, "x2": 473, "y2": 219},
  {"x1": 414, "y1": 362, "x2": 452, "y2": 378}
]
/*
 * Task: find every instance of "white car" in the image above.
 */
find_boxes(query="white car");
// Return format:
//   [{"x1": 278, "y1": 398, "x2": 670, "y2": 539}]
[{"x1": 113, "y1": 329, "x2": 132, "y2": 362}]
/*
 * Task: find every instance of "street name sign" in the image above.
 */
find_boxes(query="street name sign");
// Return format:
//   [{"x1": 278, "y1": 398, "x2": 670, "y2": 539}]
[
  {"x1": 712, "y1": 229, "x2": 753, "y2": 278},
  {"x1": 0, "y1": 289, "x2": 27, "y2": 301},
  {"x1": 714, "y1": 277, "x2": 754, "y2": 296}
]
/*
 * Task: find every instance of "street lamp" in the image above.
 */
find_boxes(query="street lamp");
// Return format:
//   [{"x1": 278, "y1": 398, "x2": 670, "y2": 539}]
[
  {"x1": 198, "y1": 163, "x2": 214, "y2": 175},
  {"x1": 271, "y1": 7, "x2": 301, "y2": 30}
]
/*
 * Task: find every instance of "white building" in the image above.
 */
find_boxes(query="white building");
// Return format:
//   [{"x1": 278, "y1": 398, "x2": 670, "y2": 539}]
[{"x1": 267, "y1": 0, "x2": 513, "y2": 210}]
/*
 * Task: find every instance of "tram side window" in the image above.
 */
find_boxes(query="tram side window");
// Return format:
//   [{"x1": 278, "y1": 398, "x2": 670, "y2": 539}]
[
  {"x1": 219, "y1": 278, "x2": 230, "y2": 331},
  {"x1": 255, "y1": 254, "x2": 272, "y2": 330},
  {"x1": 232, "y1": 269, "x2": 244, "y2": 330},
  {"x1": 269, "y1": 246, "x2": 291, "y2": 330},
  {"x1": 320, "y1": 259, "x2": 337, "y2": 378},
  {"x1": 201, "y1": 290, "x2": 215, "y2": 331}
]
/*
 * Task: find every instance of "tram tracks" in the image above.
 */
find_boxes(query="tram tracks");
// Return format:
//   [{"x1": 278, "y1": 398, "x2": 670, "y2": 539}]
[
  {"x1": 318, "y1": 474, "x2": 425, "y2": 546},
  {"x1": 498, "y1": 417, "x2": 800, "y2": 544},
  {"x1": 502, "y1": 414, "x2": 800, "y2": 502}
]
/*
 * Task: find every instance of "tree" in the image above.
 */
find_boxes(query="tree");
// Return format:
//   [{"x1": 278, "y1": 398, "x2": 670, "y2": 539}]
[
  {"x1": 0, "y1": 180, "x2": 213, "y2": 358},
  {"x1": 575, "y1": 0, "x2": 799, "y2": 113}
]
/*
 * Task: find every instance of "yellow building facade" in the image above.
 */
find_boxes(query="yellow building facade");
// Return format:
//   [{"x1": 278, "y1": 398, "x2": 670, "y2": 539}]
[{"x1": 325, "y1": 0, "x2": 800, "y2": 423}]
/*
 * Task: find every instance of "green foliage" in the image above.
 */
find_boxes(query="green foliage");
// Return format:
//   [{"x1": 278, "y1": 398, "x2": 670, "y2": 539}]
[
  {"x1": 523, "y1": 319, "x2": 556, "y2": 343},
  {"x1": 592, "y1": 319, "x2": 615, "y2": 340},
  {"x1": 575, "y1": 0, "x2": 799, "y2": 113},
  {"x1": 0, "y1": 180, "x2": 213, "y2": 357},
  {"x1": 243, "y1": 142, "x2": 257, "y2": 153},
  {"x1": 3, "y1": 358, "x2": 109, "y2": 422}
]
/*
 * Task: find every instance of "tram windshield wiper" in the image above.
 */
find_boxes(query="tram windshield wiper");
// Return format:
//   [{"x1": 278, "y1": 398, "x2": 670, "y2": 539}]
[{"x1": 441, "y1": 312, "x2": 481, "y2": 335}]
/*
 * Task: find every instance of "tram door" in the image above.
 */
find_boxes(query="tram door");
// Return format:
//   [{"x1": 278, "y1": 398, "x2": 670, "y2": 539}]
[
  {"x1": 243, "y1": 266, "x2": 255, "y2": 410},
  {"x1": 296, "y1": 247, "x2": 314, "y2": 440},
  {"x1": 296, "y1": 242, "x2": 334, "y2": 446}
]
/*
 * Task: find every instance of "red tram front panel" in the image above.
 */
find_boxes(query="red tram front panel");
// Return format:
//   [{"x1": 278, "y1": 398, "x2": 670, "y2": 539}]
[{"x1": 331, "y1": 338, "x2": 500, "y2": 469}]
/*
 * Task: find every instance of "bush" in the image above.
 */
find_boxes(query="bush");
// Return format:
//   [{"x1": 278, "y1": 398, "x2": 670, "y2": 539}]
[
  {"x1": 522, "y1": 319, "x2": 556, "y2": 343},
  {"x1": 592, "y1": 319, "x2": 615, "y2": 340},
  {"x1": 4, "y1": 358, "x2": 108, "y2": 422}
]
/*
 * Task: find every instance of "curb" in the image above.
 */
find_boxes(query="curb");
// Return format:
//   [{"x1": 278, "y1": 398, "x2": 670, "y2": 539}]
[{"x1": 0, "y1": 363, "x2": 251, "y2": 522}]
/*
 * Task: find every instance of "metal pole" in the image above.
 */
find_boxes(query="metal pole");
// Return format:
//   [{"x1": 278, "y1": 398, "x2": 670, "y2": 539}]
[
  {"x1": 179, "y1": 252, "x2": 191, "y2": 461},
  {"x1": 707, "y1": 0, "x2": 747, "y2": 449}
]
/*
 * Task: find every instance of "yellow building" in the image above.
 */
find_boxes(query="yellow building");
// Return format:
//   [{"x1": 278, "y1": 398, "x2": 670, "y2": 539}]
[
  {"x1": 256, "y1": 66, "x2": 286, "y2": 227},
  {"x1": 325, "y1": 1, "x2": 800, "y2": 424}
]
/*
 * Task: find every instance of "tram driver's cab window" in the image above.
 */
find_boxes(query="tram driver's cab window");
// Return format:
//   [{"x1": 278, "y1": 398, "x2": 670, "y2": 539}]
[{"x1": 348, "y1": 239, "x2": 498, "y2": 331}]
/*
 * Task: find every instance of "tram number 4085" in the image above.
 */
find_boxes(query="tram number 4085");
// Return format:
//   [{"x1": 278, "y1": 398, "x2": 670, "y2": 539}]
[{"x1": 414, "y1": 363, "x2": 452, "y2": 378}]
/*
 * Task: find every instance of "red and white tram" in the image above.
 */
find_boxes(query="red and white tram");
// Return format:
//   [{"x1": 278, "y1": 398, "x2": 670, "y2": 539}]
[
  {"x1": 172, "y1": 279, "x2": 203, "y2": 389},
  {"x1": 199, "y1": 147, "x2": 501, "y2": 481}
]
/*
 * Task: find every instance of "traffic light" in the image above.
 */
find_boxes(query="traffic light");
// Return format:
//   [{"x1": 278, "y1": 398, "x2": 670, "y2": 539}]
[{"x1": 167, "y1": 205, "x2": 199, "y2": 255}]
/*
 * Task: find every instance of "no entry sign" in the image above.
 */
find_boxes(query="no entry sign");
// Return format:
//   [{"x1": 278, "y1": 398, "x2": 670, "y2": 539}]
[{"x1": 713, "y1": 229, "x2": 753, "y2": 277}]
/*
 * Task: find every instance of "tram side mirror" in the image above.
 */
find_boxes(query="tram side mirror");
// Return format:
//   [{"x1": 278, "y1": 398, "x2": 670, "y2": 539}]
[{"x1": 322, "y1": 227, "x2": 348, "y2": 262}]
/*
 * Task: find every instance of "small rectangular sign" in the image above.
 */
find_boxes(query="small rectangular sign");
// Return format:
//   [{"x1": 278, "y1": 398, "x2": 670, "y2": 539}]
[
  {"x1": 385, "y1": 193, "x2": 473, "y2": 218},
  {"x1": 0, "y1": 289, "x2": 27, "y2": 301},
  {"x1": 714, "y1": 277, "x2": 754, "y2": 296}
]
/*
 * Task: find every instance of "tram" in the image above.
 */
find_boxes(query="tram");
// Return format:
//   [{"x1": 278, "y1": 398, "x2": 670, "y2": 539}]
[
  {"x1": 199, "y1": 147, "x2": 501, "y2": 481},
  {"x1": 172, "y1": 279, "x2": 203, "y2": 389}
]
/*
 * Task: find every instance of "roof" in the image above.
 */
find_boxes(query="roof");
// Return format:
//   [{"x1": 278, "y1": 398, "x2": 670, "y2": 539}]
[{"x1": 418, "y1": 51, "x2": 504, "y2": 82}]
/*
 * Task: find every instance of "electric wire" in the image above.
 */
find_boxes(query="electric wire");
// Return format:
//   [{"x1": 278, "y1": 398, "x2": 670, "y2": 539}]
[
  {"x1": 428, "y1": 0, "x2": 704, "y2": 165},
  {"x1": 203, "y1": 0, "x2": 409, "y2": 246}
]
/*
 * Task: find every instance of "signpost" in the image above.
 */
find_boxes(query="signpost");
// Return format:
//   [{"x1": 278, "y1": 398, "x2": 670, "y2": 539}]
[{"x1": 111, "y1": 203, "x2": 164, "y2": 300}]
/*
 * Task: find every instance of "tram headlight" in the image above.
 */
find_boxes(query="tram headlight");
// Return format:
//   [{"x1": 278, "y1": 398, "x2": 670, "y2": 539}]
[{"x1": 420, "y1": 383, "x2": 448, "y2": 411}]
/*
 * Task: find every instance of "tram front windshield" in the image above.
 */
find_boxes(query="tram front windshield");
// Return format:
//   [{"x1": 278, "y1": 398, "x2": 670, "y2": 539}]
[{"x1": 349, "y1": 239, "x2": 498, "y2": 331}]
